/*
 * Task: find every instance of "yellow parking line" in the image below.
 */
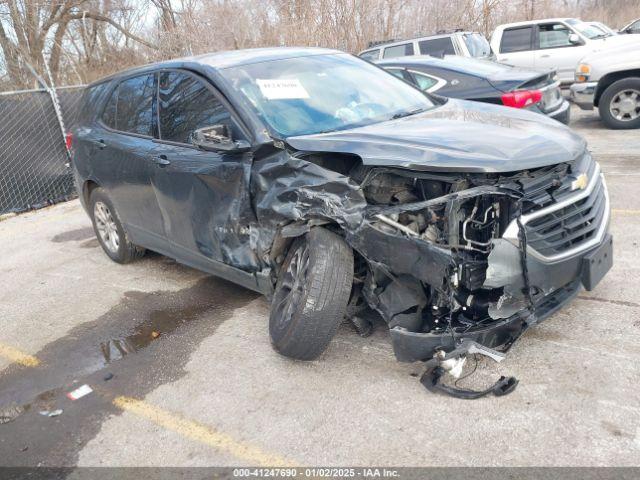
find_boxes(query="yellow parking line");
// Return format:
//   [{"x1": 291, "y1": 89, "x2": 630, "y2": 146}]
[
  {"x1": 0, "y1": 343, "x2": 40, "y2": 367},
  {"x1": 113, "y1": 396, "x2": 294, "y2": 466},
  {"x1": 612, "y1": 209, "x2": 640, "y2": 215}
]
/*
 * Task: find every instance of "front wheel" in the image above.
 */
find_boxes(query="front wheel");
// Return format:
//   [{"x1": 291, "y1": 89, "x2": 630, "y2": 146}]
[
  {"x1": 598, "y1": 78, "x2": 640, "y2": 129},
  {"x1": 269, "y1": 227, "x2": 354, "y2": 360}
]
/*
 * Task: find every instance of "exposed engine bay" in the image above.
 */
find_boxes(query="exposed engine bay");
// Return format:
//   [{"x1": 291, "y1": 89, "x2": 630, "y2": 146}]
[{"x1": 258, "y1": 149, "x2": 610, "y2": 398}]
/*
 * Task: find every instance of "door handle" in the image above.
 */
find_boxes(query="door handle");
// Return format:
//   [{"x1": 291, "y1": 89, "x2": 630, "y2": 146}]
[
  {"x1": 151, "y1": 154, "x2": 171, "y2": 167},
  {"x1": 92, "y1": 139, "x2": 106, "y2": 150},
  {"x1": 540, "y1": 54, "x2": 550, "y2": 58}
]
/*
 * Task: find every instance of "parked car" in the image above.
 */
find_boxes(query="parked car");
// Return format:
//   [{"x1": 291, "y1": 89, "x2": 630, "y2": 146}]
[
  {"x1": 358, "y1": 30, "x2": 493, "y2": 61},
  {"x1": 570, "y1": 45, "x2": 640, "y2": 129},
  {"x1": 491, "y1": 18, "x2": 640, "y2": 83},
  {"x1": 375, "y1": 55, "x2": 570, "y2": 124},
  {"x1": 71, "y1": 48, "x2": 612, "y2": 395},
  {"x1": 620, "y1": 18, "x2": 640, "y2": 34}
]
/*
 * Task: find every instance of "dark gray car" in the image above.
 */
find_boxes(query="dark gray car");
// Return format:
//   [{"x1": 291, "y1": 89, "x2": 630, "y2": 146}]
[
  {"x1": 70, "y1": 48, "x2": 612, "y2": 397},
  {"x1": 376, "y1": 55, "x2": 570, "y2": 124}
]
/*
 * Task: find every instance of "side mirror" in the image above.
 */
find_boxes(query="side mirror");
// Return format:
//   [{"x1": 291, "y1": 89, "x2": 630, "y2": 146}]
[
  {"x1": 191, "y1": 125, "x2": 251, "y2": 153},
  {"x1": 568, "y1": 33, "x2": 581, "y2": 45}
]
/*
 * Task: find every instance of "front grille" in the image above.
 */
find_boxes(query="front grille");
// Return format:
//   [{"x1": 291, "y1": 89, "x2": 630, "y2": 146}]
[
  {"x1": 525, "y1": 174, "x2": 607, "y2": 257},
  {"x1": 502, "y1": 159, "x2": 610, "y2": 262}
]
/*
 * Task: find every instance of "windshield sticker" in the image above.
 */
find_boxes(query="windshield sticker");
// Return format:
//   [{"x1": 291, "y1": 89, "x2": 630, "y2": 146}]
[{"x1": 257, "y1": 78, "x2": 309, "y2": 100}]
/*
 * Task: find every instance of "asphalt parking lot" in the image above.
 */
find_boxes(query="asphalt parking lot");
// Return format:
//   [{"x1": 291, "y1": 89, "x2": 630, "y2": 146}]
[{"x1": 1, "y1": 105, "x2": 639, "y2": 468}]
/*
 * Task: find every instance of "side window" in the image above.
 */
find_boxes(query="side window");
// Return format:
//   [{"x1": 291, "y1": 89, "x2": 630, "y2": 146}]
[
  {"x1": 538, "y1": 23, "x2": 574, "y2": 48},
  {"x1": 359, "y1": 49, "x2": 380, "y2": 61},
  {"x1": 159, "y1": 71, "x2": 233, "y2": 145},
  {"x1": 383, "y1": 43, "x2": 414, "y2": 59},
  {"x1": 115, "y1": 74, "x2": 155, "y2": 136},
  {"x1": 538, "y1": 23, "x2": 573, "y2": 49},
  {"x1": 101, "y1": 85, "x2": 118, "y2": 129},
  {"x1": 500, "y1": 27, "x2": 533, "y2": 53},
  {"x1": 411, "y1": 71, "x2": 441, "y2": 91},
  {"x1": 630, "y1": 20, "x2": 640, "y2": 32},
  {"x1": 418, "y1": 38, "x2": 455, "y2": 57}
]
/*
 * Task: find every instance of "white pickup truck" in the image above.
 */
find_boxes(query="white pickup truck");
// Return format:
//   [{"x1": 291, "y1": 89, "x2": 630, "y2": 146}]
[
  {"x1": 570, "y1": 45, "x2": 640, "y2": 129},
  {"x1": 490, "y1": 18, "x2": 640, "y2": 84}
]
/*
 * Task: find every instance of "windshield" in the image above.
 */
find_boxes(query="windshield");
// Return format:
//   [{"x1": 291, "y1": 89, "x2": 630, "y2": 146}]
[
  {"x1": 590, "y1": 22, "x2": 616, "y2": 35},
  {"x1": 566, "y1": 19, "x2": 611, "y2": 39},
  {"x1": 221, "y1": 53, "x2": 436, "y2": 137},
  {"x1": 463, "y1": 33, "x2": 492, "y2": 57}
]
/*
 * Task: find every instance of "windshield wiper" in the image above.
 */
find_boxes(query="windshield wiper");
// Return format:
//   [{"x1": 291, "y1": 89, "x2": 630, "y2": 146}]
[{"x1": 390, "y1": 108, "x2": 426, "y2": 120}]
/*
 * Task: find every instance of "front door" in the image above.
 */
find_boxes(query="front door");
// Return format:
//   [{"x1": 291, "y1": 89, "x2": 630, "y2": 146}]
[
  {"x1": 533, "y1": 22, "x2": 588, "y2": 83},
  {"x1": 150, "y1": 70, "x2": 259, "y2": 272},
  {"x1": 86, "y1": 73, "x2": 169, "y2": 252}
]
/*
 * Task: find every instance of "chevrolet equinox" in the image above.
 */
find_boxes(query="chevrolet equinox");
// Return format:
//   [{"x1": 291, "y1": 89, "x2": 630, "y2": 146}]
[{"x1": 71, "y1": 48, "x2": 613, "y2": 387}]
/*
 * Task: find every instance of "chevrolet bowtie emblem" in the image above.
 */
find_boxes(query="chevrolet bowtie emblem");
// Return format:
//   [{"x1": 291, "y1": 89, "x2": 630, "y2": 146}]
[{"x1": 571, "y1": 173, "x2": 589, "y2": 191}]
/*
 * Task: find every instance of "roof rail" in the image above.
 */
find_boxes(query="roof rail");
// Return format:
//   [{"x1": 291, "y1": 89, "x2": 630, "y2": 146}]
[
  {"x1": 434, "y1": 28, "x2": 465, "y2": 35},
  {"x1": 366, "y1": 39, "x2": 398, "y2": 48}
]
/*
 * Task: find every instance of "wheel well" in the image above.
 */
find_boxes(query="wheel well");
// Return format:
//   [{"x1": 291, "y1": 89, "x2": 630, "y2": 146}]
[
  {"x1": 595, "y1": 70, "x2": 640, "y2": 106},
  {"x1": 83, "y1": 180, "x2": 99, "y2": 206}
]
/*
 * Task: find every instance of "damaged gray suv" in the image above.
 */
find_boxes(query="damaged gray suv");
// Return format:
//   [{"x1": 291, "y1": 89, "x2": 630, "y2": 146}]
[{"x1": 71, "y1": 48, "x2": 612, "y2": 393}]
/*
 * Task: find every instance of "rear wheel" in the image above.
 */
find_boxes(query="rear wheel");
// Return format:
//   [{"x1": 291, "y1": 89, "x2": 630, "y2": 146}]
[
  {"x1": 89, "y1": 187, "x2": 145, "y2": 264},
  {"x1": 269, "y1": 227, "x2": 354, "y2": 360},
  {"x1": 598, "y1": 78, "x2": 640, "y2": 129}
]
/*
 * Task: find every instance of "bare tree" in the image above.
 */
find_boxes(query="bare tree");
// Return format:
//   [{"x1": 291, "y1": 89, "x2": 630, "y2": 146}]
[{"x1": 2, "y1": 0, "x2": 640, "y2": 91}]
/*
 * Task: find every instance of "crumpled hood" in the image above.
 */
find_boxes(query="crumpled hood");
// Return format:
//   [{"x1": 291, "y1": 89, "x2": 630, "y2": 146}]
[{"x1": 286, "y1": 99, "x2": 587, "y2": 173}]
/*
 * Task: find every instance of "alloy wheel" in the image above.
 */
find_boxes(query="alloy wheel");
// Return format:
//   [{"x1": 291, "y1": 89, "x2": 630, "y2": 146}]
[
  {"x1": 272, "y1": 242, "x2": 310, "y2": 329},
  {"x1": 94, "y1": 201, "x2": 120, "y2": 253},
  {"x1": 610, "y1": 88, "x2": 640, "y2": 122}
]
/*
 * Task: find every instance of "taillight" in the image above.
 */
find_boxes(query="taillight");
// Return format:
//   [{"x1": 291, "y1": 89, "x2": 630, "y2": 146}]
[
  {"x1": 501, "y1": 89, "x2": 542, "y2": 109},
  {"x1": 65, "y1": 132, "x2": 73, "y2": 151}
]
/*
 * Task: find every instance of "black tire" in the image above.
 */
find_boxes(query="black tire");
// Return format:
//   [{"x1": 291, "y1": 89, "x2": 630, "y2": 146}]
[
  {"x1": 89, "y1": 187, "x2": 145, "y2": 264},
  {"x1": 598, "y1": 77, "x2": 640, "y2": 129},
  {"x1": 269, "y1": 227, "x2": 354, "y2": 360}
]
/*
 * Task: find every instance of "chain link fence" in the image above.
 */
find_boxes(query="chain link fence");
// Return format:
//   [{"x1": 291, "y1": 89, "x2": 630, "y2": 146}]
[{"x1": 0, "y1": 85, "x2": 85, "y2": 215}]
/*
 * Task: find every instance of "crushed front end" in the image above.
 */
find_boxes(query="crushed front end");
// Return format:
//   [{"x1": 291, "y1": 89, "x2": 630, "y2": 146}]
[{"x1": 347, "y1": 152, "x2": 612, "y2": 362}]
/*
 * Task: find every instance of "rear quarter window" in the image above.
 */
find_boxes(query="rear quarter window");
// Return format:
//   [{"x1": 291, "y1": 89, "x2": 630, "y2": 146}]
[
  {"x1": 500, "y1": 27, "x2": 533, "y2": 53},
  {"x1": 79, "y1": 83, "x2": 108, "y2": 123},
  {"x1": 359, "y1": 49, "x2": 380, "y2": 61}
]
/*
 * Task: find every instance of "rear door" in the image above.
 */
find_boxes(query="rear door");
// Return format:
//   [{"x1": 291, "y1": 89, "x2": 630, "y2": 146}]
[
  {"x1": 533, "y1": 22, "x2": 588, "y2": 82},
  {"x1": 151, "y1": 70, "x2": 259, "y2": 271},
  {"x1": 85, "y1": 73, "x2": 169, "y2": 252},
  {"x1": 496, "y1": 26, "x2": 535, "y2": 68}
]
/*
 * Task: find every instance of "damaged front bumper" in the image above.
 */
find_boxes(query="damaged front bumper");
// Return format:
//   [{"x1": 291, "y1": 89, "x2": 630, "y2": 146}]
[
  {"x1": 352, "y1": 158, "x2": 613, "y2": 363},
  {"x1": 391, "y1": 277, "x2": 580, "y2": 362},
  {"x1": 390, "y1": 225, "x2": 613, "y2": 362}
]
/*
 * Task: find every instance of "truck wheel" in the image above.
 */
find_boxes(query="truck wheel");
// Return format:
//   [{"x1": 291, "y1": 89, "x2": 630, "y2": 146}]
[
  {"x1": 89, "y1": 187, "x2": 145, "y2": 264},
  {"x1": 269, "y1": 227, "x2": 354, "y2": 360},
  {"x1": 598, "y1": 78, "x2": 640, "y2": 129}
]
